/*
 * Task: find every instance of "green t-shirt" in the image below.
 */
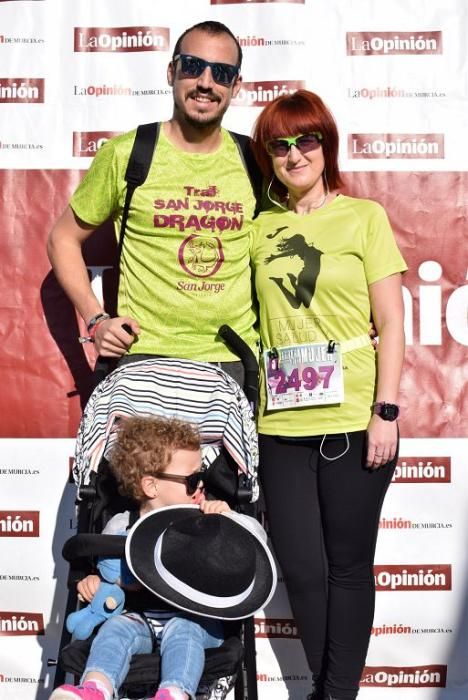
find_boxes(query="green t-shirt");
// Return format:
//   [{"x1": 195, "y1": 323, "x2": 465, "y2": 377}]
[
  {"x1": 71, "y1": 126, "x2": 258, "y2": 361},
  {"x1": 250, "y1": 195, "x2": 407, "y2": 436}
]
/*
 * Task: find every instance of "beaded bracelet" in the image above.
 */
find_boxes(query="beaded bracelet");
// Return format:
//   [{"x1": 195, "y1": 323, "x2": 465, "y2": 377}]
[
  {"x1": 87, "y1": 312, "x2": 110, "y2": 333},
  {"x1": 78, "y1": 312, "x2": 110, "y2": 344}
]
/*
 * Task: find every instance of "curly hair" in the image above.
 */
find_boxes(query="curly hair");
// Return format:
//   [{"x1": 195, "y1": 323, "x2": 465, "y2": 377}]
[{"x1": 108, "y1": 416, "x2": 201, "y2": 502}]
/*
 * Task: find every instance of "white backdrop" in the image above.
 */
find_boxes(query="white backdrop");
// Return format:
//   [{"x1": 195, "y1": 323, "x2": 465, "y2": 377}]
[{"x1": 1, "y1": 1, "x2": 467, "y2": 699}]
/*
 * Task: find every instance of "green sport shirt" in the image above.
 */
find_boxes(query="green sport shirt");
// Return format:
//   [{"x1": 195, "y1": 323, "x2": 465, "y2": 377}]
[
  {"x1": 250, "y1": 195, "x2": 408, "y2": 436},
  {"x1": 71, "y1": 126, "x2": 259, "y2": 361}
]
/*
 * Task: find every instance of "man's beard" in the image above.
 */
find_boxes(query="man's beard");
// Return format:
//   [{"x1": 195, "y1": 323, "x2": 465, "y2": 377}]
[
  {"x1": 184, "y1": 111, "x2": 223, "y2": 129},
  {"x1": 175, "y1": 90, "x2": 228, "y2": 130}
]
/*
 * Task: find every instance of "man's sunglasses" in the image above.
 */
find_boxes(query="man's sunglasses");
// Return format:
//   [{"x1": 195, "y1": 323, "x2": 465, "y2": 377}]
[
  {"x1": 266, "y1": 132, "x2": 323, "y2": 158},
  {"x1": 156, "y1": 470, "x2": 205, "y2": 496},
  {"x1": 173, "y1": 53, "x2": 239, "y2": 87}
]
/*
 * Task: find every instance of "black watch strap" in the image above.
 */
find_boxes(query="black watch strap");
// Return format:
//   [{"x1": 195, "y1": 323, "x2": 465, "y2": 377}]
[{"x1": 372, "y1": 402, "x2": 400, "y2": 421}]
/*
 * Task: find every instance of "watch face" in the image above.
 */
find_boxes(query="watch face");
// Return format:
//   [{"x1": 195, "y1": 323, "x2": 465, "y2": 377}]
[{"x1": 380, "y1": 403, "x2": 399, "y2": 421}]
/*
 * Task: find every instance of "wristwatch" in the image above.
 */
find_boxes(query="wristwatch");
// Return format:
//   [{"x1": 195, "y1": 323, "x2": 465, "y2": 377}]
[{"x1": 372, "y1": 402, "x2": 400, "y2": 421}]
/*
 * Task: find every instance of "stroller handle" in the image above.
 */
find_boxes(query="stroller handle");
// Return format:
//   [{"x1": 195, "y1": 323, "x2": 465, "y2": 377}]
[{"x1": 218, "y1": 325, "x2": 258, "y2": 409}]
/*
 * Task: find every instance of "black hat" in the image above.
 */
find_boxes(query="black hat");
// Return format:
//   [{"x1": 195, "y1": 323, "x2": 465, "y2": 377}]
[{"x1": 125, "y1": 505, "x2": 277, "y2": 620}]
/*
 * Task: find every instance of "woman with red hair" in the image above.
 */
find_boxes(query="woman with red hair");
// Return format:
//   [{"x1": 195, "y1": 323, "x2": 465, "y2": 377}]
[{"x1": 250, "y1": 90, "x2": 407, "y2": 700}]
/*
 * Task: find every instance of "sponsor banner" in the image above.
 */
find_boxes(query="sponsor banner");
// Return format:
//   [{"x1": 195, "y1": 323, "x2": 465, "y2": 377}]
[
  {"x1": 0, "y1": 511, "x2": 39, "y2": 537},
  {"x1": 0, "y1": 34, "x2": 44, "y2": 46},
  {"x1": 0, "y1": 612, "x2": 44, "y2": 636},
  {"x1": 0, "y1": 573, "x2": 40, "y2": 584},
  {"x1": 1, "y1": 170, "x2": 467, "y2": 438},
  {"x1": 232, "y1": 80, "x2": 305, "y2": 107},
  {"x1": 347, "y1": 86, "x2": 447, "y2": 101},
  {"x1": 0, "y1": 673, "x2": 45, "y2": 688},
  {"x1": 345, "y1": 171, "x2": 468, "y2": 438},
  {"x1": 0, "y1": 467, "x2": 40, "y2": 477},
  {"x1": 346, "y1": 31, "x2": 443, "y2": 56},
  {"x1": 393, "y1": 457, "x2": 451, "y2": 483},
  {"x1": 236, "y1": 34, "x2": 305, "y2": 49},
  {"x1": 374, "y1": 565, "x2": 452, "y2": 591},
  {"x1": 73, "y1": 131, "x2": 121, "y2": 157},
  {"x1": 361, "y1": 664, "x2": 447, "y2": 688},
  {"x1": 0, "y1": 78, "x2": 44, "y2": 103},
  {"x1": 348, "y1": 133, "x2": 445, "y2": 159},
  {"x1": 74, "y1": 26, "x2": 170, "y2": 53},
  {"x1": 72, "y1": 84, "x2": 170, "y2": 99},
  {"x1": 254, "y1": 618, "x2": 299, "y2": 639},
  {"x1": 379, "y1": 517, "x2": 453, "y2": 532},
  {"x1": 372, "y1": 623, "x2": 453, "y2": 637},
  {"x1": 0, "y1": 140, "x2": 43, "y2": 153},
  {"x1": 254, "y1": 636, "x2": 311, "y2": 700}
]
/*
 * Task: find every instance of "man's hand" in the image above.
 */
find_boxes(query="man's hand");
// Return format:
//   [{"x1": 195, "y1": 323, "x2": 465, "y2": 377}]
[{"x1": 93, "y1": 317, "x2": 140, "y2": 357}]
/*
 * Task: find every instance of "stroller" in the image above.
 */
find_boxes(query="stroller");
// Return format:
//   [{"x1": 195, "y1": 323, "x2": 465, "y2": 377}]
[{"x1": 51, "y1": 326, "x2": 261, "y2": 700}]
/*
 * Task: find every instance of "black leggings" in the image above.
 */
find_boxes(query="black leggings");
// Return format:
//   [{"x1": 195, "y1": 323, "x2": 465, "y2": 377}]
[{"x1": 259, "y1": 431, "x2": 397, "y2": 700}]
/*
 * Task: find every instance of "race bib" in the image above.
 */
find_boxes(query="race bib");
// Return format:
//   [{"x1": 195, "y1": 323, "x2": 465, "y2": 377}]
[{"x1": 263, "y1": 342, "x2": 344, "y2": 410}]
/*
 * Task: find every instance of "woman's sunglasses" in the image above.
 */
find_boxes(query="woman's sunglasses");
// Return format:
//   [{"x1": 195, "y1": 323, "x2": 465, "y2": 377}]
[
  {"x1": 266, "y1": 132, "x2": 323, "y2": 158},
  {"x1": 156, "y1": 470, "x2": 205, "y2": 496},
  {"x1": 173, "y1": 53, "x2": 239, "y2": 87}
]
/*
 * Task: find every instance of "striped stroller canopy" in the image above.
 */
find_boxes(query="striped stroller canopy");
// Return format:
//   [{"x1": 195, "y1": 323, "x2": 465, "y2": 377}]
[{"x1": 74, "y1": 358, "x2": 259, "y2": 500}]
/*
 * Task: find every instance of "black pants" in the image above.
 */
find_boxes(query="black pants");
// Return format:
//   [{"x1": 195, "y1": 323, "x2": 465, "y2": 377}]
[{"x1": 259, "y1": 431, "x2": 397, "y2": 700}]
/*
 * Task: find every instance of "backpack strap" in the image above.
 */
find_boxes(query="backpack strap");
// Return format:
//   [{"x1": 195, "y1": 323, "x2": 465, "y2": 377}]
[
  {"x1": 118, "y1": 121, "x2": 161, "y2": 258},
  {"x1": 229, "y1": 130, "x2": 263, "y2": 219}
]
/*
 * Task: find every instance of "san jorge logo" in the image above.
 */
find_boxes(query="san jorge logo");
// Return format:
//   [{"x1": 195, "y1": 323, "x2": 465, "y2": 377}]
[
  {"x1": 154, "y1": 183, "x2": 247, "y2": 279},
  {"x1": 178, "y1": 235, "x2": 225, "y2": 278},
  {"x1": 74, "y1": 26, "x2": 170, "y2": 53}
]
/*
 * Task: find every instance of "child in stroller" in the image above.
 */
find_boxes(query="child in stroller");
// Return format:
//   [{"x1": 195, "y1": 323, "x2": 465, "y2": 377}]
[{"x1": 52, "y1": 414, "x2": 276, "y2": 700}]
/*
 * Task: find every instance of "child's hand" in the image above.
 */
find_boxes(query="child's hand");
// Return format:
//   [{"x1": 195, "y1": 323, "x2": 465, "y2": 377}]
[
  {"x1": 199, "y1": 500, "x2": 231, "y2": 514},
  {"x1": 77, "y1": 574, "x2": 101, "y2": 603}
]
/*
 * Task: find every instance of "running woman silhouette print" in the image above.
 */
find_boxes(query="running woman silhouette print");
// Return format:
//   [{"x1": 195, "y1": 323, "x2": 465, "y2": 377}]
[{"x1": 265, "y1": 230, "x2": 323, "y2": 309}]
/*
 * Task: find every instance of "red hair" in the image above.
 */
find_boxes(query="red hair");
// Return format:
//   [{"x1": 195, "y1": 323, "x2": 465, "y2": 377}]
[{"x1": 251, "y1": 89, "x2": 343, "y2": 198}]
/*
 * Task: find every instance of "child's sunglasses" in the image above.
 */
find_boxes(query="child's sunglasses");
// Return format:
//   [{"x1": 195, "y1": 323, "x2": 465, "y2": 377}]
[
  {"x1": 156, "y1": 470, "x2": 205, "y2": 496},
  {"x1": 266, "y1": 132, "x2": 323, "y2": 158},
  {"x1": 173, "y1": 53, "x2": 240, "y2": 87}
]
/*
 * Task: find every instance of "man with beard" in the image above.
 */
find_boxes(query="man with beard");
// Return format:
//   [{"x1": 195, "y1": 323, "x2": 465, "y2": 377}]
[{"x1": 47, "y1": 21, "x2": 259, "y2": 383}]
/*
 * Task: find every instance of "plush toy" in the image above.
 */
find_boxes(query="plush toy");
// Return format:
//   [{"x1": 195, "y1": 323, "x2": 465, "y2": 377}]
[
  {"x1": 66, "y1": 557, "x2": 126, "y2": 641},
  {"x1": 66, "y1": 581, "x2": 125, "y2": 640}
]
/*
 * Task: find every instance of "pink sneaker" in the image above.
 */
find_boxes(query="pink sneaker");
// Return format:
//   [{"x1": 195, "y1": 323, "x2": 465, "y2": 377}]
[
  {"x1": 153, "y1": 687, "x2": 187, "y2": 700},
  {"x1": 49, "y1": 681, "x2": 105, "y2": 700}
]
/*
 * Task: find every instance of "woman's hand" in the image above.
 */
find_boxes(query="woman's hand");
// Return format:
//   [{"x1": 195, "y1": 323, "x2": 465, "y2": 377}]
[
  {"x1": 200, "y1": 500, "x2": 231, "y2": 514},
  {"x1": 366, "y1": 414, "x2": 398, "y2": 469},
  {"x1": 76, "y1": 574, "x2": 101, "y2": 603}
]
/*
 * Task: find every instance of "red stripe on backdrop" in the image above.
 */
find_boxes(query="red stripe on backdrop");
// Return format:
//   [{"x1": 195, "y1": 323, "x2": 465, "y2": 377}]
[
  {"x1": 0, "y1": 170, "x2": 466, "y2": 437},
  {"x1": 344, "y1": 172, "x2": 468, "y2": 438}
]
